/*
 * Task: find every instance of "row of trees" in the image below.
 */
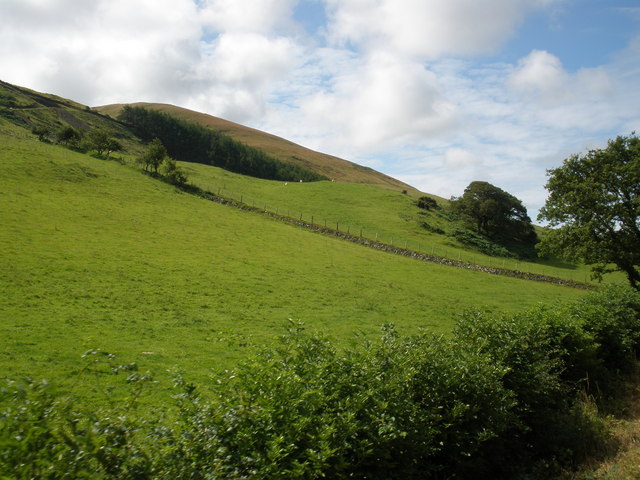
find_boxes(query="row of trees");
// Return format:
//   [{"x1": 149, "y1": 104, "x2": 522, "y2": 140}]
[
  {"x1": 441, "y1": 134, "x2": 639, "y2": 289},
  {"x1": 118, "y1": 106, "x2": 327, "y2": 183},
  {"x1": 35, "y1": 125, "x2": 123, "y2": 158}
]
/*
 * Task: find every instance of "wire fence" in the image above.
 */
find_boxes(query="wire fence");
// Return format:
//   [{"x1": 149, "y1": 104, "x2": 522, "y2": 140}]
[{"x1": 197, "y1": 182, "x2": 590, "y2": 286}]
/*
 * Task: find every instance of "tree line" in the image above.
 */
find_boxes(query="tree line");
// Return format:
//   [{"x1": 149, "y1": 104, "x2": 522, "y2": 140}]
[{"x1": 118, "y1": 106, "x2": 328, "y2": 183}]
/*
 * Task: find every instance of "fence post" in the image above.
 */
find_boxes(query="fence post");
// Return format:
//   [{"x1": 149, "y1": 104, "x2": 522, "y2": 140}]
[
  {"x1": 311, "y1": 216, "x2": 314, "y2": 225},
  {"x1": 336, "y1": 222, "x2": 339, "y2": 231}
]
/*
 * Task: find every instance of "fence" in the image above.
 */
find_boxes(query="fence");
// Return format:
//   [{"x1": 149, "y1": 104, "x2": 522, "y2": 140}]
[{"x1": 196, "y1": 182, "x2": 590, "y2": 287}]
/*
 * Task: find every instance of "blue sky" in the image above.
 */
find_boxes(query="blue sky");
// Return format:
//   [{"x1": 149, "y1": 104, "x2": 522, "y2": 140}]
[{"x1": 1, "y1": 0, "x2": 639, "y2": 218}]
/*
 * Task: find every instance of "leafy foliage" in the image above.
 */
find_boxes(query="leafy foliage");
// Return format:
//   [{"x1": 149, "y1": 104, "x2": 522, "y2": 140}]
[
  {"x1": 84, "y1": 129, "x2": 122, "y2": 158},
  {"x1": 416, "y1": 196, "x2": 439, "y2": 210},
  {"x1": 55, "y1": 125, "x2": 82, "y2": 147},
  {"x1": 139, "y1": 137, "x2": 168, "y2": 174},
  {"x1": 451, "y1": 181, "x2": 537, "y2": 256},
  {"x1": 2, "y1": 286, "x2": 639, "y2": 479},
  {"x1": 538, "y1": 134, "x2": 640, "y2": 289},
  {"x1": 451, "y1": 226, "x2": 515, "y2": 257},
  {"x1": 119, "y1": 105, "x2": 328, "y2": 183}
]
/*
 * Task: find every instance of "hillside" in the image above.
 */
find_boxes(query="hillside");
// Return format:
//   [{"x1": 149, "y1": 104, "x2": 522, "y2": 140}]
[
  {"x1": 1, "y1": 81, "x2": 638, "y2": 480},
  {"x1": 97, "y1": 102, "x2": 419, "y2": 191},
  {"x1": 0, "y1": 80, "x2": 597, "y2": 281},
  {"x1": 0, "y1": 115, "x2": 588, "y2": 392},
  {"x1": 0, "y1": 80, "x2": 142, "y2": 154}
]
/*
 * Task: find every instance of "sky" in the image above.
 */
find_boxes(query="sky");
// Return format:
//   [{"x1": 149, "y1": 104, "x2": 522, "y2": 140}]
[{"x1": 1, "y1": 0, "x2": 639, "y2": 219}]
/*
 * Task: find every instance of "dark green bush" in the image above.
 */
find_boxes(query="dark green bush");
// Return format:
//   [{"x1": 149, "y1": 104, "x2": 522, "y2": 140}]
[
  {"x1": 2, "y1": 286, "x2": 639, "y2": 479},
  {"x1": 165, "y1": 324, "x2": 513, "y2": 479},
  {"x1": 451, "y1": 226, "x2": 514, "y2": 257},
  {"x1": 419, "y1": 220, "x2": 445, "y2": 235},
  {"x1": 417, "y1": 196, "x2": 439, "y2": 210},
  {"x1": 567, "y1": 284, "x2": 640, "y2": 375}
]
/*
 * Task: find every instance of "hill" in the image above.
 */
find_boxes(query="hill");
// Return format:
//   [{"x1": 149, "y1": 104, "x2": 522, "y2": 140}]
[
  {"x1": 0, "y1": 108, "x2": 588, "y2": 394},
  {"x1": 0, "y1": 80, "x2": 597, "y2": 280},
  {"x1": 97, "y1": 102, "x2": 419, "y2": 191},
  {"x1": 0, "y1": 80, "x2": 141, "y2": 153}
]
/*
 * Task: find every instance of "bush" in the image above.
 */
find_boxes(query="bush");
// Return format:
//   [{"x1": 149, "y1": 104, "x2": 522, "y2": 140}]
[
  {"x1": 2, "y1": 287, "x2": 639, "y2": 479},
  {"x1": 419, "y1": 220, "x2": 445, "y2": 235},
  {"x1": 568, "y1": 285, "x2": 640, "y2": 375},
  {"x1": 165, "y1": 324, "x2": 513, "y2": 479},
  {"x1": 451, "y1": 226, "x2": 514, "y2": 257},
  {"x1": 417, "y1": 196, "x2": 439, "y2": 210}
]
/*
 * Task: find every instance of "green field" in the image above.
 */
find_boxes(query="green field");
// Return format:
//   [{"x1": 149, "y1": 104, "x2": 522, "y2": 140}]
[
  {"x1": 182, "y1": 160, "x2": 601, "y2": 282},
  {"x1": 0, "y1": 125, "x2": 588, "y2": 400}
]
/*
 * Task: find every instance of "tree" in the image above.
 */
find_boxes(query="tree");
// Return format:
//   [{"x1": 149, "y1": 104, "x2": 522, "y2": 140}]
[
  {"x1": 85, "y1": 129, "x2": 122, "y2": 158},
  {"x1": 538, "y1": 134, "x2": 640, "y2": 289},
  {"x1": 162, "y1": 158, "x2": 188, "y2": 186},
  {"x1": 451, "y1": 181, "x2": 537, "y2": 249},
  {"x1": 139, "y1": 138, "x2": 167, "y2": 174},
  {"x1": 55, "y1": 126, "x2": 81, "y2": 146}
]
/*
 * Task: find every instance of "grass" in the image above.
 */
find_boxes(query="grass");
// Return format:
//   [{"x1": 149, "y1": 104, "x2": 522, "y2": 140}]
[
  {"x1": 562, "y1": 371, "x2": 640, "y2": 480},
  {"x1": 180, "y1": 161, "x2": 609, "y2": 284},
  {"x1": 0, "y1": 127, "x2": 588, "y2": 404}
]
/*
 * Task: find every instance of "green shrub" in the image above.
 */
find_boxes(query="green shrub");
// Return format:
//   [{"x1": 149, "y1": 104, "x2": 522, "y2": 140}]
[
  {"x1": 419, "y1": 220, "x2": 445, "y2": 235},
  {"x1": 2, "y1": 286, "x2": 639, "y2": 479},
  {"x1": 166, "y1": 324, "x2": 513, "y2": 479},
  {"x1": 416, "y1": 196, "x2": 439, "y2": 210},
  {"x1": 568, "y1": 284, "x2": 640, "y2": 375},
  {"x1": 451, "y1": 226, "x2": 514, "y2": 257}
]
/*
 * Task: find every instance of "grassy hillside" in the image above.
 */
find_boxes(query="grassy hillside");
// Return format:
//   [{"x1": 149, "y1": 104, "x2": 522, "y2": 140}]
[
  {"x1": 0, "y1": 121, "x2": 587, "y2": 398},
  {"x1": 176, "y1": 161, "x2": 600, "y2": 283},
  {"x1": 0, "y1": 80, "x2": 141, "y2": 155},
  {"x1": 97, "y1": 102, "x2": 418, "y2": 191}
]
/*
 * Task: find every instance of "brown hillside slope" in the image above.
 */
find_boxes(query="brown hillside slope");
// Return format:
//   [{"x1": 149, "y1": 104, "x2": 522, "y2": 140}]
[{"x1": 96, "y1": 102, "x2": 419, "y2": 192}]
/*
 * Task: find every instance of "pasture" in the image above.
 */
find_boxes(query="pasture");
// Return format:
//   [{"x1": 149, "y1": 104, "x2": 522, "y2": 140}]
[{"x1": 0, "y1": 129, "x2": 586, "y2": 401}]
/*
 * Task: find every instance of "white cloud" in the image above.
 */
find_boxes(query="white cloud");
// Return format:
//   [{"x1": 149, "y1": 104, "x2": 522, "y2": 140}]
[
  {"x1": 199, "y1": 0, "x2": 297, "y2": 34},
  {"x1": 509, "y1": 50, "x2": 570, "y2": 101},
  {"x1": 300, "y1": 53, "x2": 457, "y2": 151},
  {"x1": 324, "y1": 0, "x2": 562, "y2": 59}
]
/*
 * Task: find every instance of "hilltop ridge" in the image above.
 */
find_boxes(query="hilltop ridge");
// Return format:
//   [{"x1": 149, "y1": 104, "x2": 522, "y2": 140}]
[{"x1": 96, "y1": 102, "x2": 419, "y2": 192}]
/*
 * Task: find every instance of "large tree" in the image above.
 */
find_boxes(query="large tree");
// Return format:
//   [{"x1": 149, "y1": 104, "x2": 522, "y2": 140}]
[
  {"x1": 451, "y1": 181, "x2": 536, "y2": 248},
  {"x1": 538, "y1": 134, "x2": 640, "y2": 289}
]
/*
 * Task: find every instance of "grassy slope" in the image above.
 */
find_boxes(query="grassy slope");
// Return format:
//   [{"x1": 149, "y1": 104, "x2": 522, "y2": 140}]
[
  {"x1": 0, "y1": 124, "x2": 586, "y2": 397},
  {"x1": 96, "y1": 101, "x2": 612, "y2": 284},
  {"x1": 0, "y1": 80, "x2": 142, "y2": 156},
  {"x1": 179, "y1": 161, "x2": 601, "y2": 283},
  {"x1": 96, "y1": 102, "x2": 419, "y2": 191}
]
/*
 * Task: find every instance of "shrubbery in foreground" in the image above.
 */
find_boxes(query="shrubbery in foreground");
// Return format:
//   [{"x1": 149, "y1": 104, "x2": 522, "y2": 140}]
[{"x1": 2, "y1": 285, "x2": 639, "y2": 479}]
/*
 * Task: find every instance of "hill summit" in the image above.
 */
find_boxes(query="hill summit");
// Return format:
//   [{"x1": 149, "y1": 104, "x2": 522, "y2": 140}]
[{"x1": 96, "y1": 102, "x2": 418, "y2": 191}]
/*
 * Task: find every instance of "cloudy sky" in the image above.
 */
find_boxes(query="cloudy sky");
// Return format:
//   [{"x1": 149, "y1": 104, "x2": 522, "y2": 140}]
[{"x1": 2, "y1": 0, "x2": 639, "y2": 217}]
